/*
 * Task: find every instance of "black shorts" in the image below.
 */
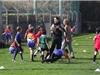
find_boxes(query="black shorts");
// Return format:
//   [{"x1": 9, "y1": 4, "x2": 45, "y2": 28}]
[
  {"x1": 41, "y1": 48, "x2": 48, "y2": 51},
  {"x1": 17, "y1": 46, "x2": 23, "y2": 52}
]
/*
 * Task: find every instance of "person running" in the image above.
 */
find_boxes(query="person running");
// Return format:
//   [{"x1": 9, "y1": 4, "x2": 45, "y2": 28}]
[
  {"x1": 61, "y1": 19, "x2": 75, "y2": 58},
  {"x1": 34, "y1": 26, "x2": 44, "y2": 56},
  {"x1": 38, "y1": 27, "x2": 49, "y2": 63},
  {"x1": 2, "y1": 25, "x2": 12, "y2": 45},
  {"x1": 27, "y1": 26, "x2": 37, "y2": 62},
  {"x1": 10, "y1": 26, "x2": 23, "y2": 62},
  {"x1": 24, "y1": 24, "x2": 32, "y2": 40},
  {"x1": 93, "y1": 27, "x2": 100, "y2": 64}
]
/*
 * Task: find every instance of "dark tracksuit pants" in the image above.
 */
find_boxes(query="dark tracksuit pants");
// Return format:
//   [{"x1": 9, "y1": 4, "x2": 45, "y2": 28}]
[
  {"x1": 13, "y1": 45, "x2": 23, "y2": 60},
  {"x1": 45, "y1": 54, "x2": 61, "y2": 63},
  {"x1": 50, "y1": 38, "x2": 62, "y2": 56}
]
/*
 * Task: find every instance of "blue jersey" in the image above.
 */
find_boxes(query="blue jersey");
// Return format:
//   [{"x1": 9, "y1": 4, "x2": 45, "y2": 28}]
[
  {"x1": 53, "y1": 49, "x2": 64, "y2": 56},
  {"x1": 15, "y1": 32, "x2": 21, "y2": 44}
]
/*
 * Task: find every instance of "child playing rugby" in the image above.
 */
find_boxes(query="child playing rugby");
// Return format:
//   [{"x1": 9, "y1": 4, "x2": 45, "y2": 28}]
[
  {"x1": 27, "y1": 27, "x2": 37, "y2": 62},
  {"x1": 38, "y1": 27, "x2": 49, "y2": 63},
  {"x1": 93, "y1": 27, "x2": 100, "y2": 64},
  {"x1": 14, "y1": 26, "x2": 23, "y2": 62},
  {"x1": 9, "y1": 26, "x2": 23, "y2": 62},
  {"x1": 61, "y1": 19, "x2": 75, "y2": 58},
  {"x1": 24, "y1": 24, "x2": 32, "y2": 39},
  {"x1": 45, "y1": 48, "x2": 70, "y2": 63},
  {"x1": 2, "y1": 25, "x2": 12, "y2": 45}
]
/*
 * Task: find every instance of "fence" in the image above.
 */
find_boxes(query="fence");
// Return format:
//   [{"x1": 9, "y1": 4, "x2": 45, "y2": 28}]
[{"x1": 0, "y1": 1, "x2": 81, "y2": 39}]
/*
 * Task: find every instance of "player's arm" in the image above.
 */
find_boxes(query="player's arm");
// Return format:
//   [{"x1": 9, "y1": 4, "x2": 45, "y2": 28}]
[
  {"x1": 36, "y1": 31, "x2": 42, "y2": 38},
  {"x1": 37, "y1": 37, "x2": 40, "y2": 47},
  {"x1": 93, "y1": 36, "x2": 96, "y2": 41},
  {"x1": 24, "y1": 31, "x2": 28, "y2": 39},
  {"x1": 50, "y1": 24, "x2": 56, "y2": 32},
  {"x1": 45, "y1": 36, "x2": 49, "y2": 48},
  {"x1": 64, "y1": 32, "x2": 69, "y2": 42},
  {"x1": 2, "y1": 29, "x2": 6, "y2": 35},
  {"x1": 2, "y1": 32, "x2": 6, "y2": 35}
]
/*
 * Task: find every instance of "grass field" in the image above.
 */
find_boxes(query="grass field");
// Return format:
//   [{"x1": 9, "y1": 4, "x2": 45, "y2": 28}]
[{"x1": 0, "y1": 33, "x2": 100, "y2": 75}]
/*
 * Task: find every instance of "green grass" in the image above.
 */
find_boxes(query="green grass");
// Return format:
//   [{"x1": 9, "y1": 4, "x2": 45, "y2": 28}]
[{"x1": 0, "y1": 33, "x2": 100, "y2": 75}]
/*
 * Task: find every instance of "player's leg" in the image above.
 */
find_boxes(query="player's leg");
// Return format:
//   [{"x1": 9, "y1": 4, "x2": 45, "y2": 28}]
[
  {"x1": 61, "y1": 39, "x2": 67, "y2": 50},
  {"x1": 34, "y1": 47, "x2": 41, "y2": 57},
  {"x1": 50, "y1": 54, "x2": 61, "y2": 63},
  {"x1": 41, "y1": 50, "x2": 45, "y2": 63},
  {"x1": 49, "y1": 39, "x2": 56, "y2": 56},
  {"x1": 56, "y1": 38, "x2": 62, "y2": 49},
  {"x1": 5, "y1": 35, "x2": 9, "y2": 45},
  {"x1": 93, "y1": 49, "x2": 98, "y2": 63},
  {"x1": 13, "y1": 49, "x2": 18, "y2": 61},
  {"x1": 29, "y1": 48, "x2": 34, "y2": 62},
  {"x1": 67, "y1": 41, "x2": 75, "y2": 58},
  {"x1": 18, "y1": 46, "x2": 23, "y2": 61}
]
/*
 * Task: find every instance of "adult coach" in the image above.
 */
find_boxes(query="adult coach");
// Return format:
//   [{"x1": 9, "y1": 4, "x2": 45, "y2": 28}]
[{"x1": 49, "y1": 17, "x2": 63, "y2": 57}]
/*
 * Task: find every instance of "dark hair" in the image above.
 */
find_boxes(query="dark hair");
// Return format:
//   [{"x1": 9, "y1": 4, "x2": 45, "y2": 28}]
[
  {"x1": 40, "y1": 27, "x2": 46, "y2": 35},
  {"x1": 16, "y1": 26, "x2": 21, "y2": 31},
  {"x1": 96, "y1": 27, "x2": 100, "y2": 34},
  {"x1": 52, "y1": 16, "x2": 61, "y2": 25}
]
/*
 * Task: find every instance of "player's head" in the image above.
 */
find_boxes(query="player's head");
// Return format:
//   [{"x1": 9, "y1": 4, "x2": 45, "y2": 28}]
[
  {"x1": 53, "y1": 16, "x2": 61, "y2": 25},
  {"x1": 28, "y1": 26, "x2": 34, "y2": 33},
  {"x1": 6, "y1": 25, "x2": 11, "y2": 29},
  {"x1": 37, "y1": 25, "x2": 41, "y2": 30},
  {"x1": 63, "y1": 18, "x2": 69, "y2": 26},
  {"x1": 16, "y1": 26, "x2": 22, "y2": 32},
  {"x1": 28, "y1": 24, "x2": 32, "y2": 29},
  {"x1": 96, "y1": 27, "x2": 100, "y2": 34},
  {"x1": 40, "y1": 27, "x2": 46, "y2": 35}
]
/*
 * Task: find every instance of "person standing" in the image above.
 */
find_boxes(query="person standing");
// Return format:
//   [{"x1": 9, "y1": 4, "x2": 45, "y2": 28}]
[
  {"x1": 27, "y1": 27, "x2": 37, "y2": 62},
  {"x1": 24, "y1": 24, "x2": 32, "y2": 40},
  {"x1": 93, "y1": 27, "x2": 100, "y2": 64},
  {"x1": 2, "y1": 25, "x2": 12, "y2": 45},
  {"x1": 13, "y1": 26, "x2": 23, "y2": 62},
  {"x1": 61, "y1": 19, "x2": 75, "y2": 58},
  {"x1": 49, "y1": 17, "x2": 62, "y2": 57}
]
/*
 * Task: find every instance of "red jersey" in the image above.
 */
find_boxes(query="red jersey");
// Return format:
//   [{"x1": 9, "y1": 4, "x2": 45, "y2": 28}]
[
  {"x1": 4, "y1": 28, "x2": 12, "y2": 33},
  {"x1": 94, "y1": 34, "x2": 100, "y2": 50},
  {"x1": 36, "y1": 31, "x2": 43, "y2": 38},
  {"x1": 27, "y1": 32, "x2": 37, "y2": 41}
]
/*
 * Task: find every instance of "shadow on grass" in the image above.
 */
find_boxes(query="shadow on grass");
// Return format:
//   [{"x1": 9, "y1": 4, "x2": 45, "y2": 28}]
[
  {"x1": 24, "y1": 57, "x2": 93, "y2": 64},
  {"x1": 2, "y1": 67, "x2": 95, "y2": 71},
  {"x1": 75, "y1": 58, "x2": 92, "y2": 60}
]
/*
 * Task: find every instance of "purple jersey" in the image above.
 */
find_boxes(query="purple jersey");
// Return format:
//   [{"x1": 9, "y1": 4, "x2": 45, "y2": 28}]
[
  {"x1": 53, "y1": 49, "x2": 64, "y2": 56},
  {"x1": 15, "y1": 32, "x2": 21, "y2": 44}
]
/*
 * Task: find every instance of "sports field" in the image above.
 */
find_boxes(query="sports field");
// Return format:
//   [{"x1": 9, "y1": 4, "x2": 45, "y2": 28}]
[{"x1": 0, "y1": 33, "x2": 100, "y2": 75}]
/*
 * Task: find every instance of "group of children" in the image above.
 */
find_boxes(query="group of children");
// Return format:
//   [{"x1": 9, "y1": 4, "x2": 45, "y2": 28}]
[
  {"x1": 2, "y1": 17, "x2": 100, "y2": 64},
  {"x1": 9, "y1": 26, "x2": 23, "y2": 62},
  {"x1": 1, "y1": 17, "x2": 76, "y2": 63},
  {"x1": 6, "y1": 24, "x2": 70, "y2": 63}
]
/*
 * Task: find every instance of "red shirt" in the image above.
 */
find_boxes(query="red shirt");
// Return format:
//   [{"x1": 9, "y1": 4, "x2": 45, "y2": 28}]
[
  {"x1": 27, "y1": 32, "x2": 37, "y2": 41},
  {"x1": 4, "y1": 28, "x2": 12, "y2": 33},
  {"x1": 36, "y1": 31, "x2": 43, "y2": 38},
  {"x1": 94, "y1": 34, "x2": 100, "y2": 50}
]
